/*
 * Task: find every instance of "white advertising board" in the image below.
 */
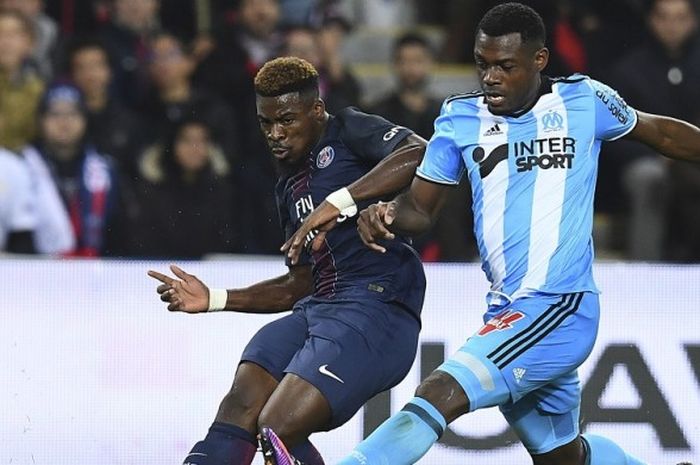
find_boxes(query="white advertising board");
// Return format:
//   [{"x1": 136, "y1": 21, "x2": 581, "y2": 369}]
[{"x1": 1, "y1": 259, "x2": 698, "y2": 464}]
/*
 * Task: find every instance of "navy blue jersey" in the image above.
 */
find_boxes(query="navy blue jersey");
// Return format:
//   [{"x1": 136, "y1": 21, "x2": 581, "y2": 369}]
[{"x1": 275, "y1": 107, "x2": 426, "y2": 318}]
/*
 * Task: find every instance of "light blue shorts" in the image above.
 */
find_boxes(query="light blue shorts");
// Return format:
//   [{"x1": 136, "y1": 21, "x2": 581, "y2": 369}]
[{"x1": 437, "y1": 292, "x2": 599, "y2": 454}]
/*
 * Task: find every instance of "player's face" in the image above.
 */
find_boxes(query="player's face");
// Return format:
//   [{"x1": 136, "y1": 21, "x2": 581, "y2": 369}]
[
  {"x1": 474, "y1": 31, "x2": 548, "y2": 115},
  {"x1": 256, "y1": 92, "x2": 326, "y2": 166}
]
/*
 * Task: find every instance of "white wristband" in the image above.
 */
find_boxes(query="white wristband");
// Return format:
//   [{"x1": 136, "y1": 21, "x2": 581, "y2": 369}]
[
  {"x1": 208, "y1": 288, "x2": 228, "y2": 312},
  {"x1": 326, "y1": 187, "x2": 358, "y2": 217}
]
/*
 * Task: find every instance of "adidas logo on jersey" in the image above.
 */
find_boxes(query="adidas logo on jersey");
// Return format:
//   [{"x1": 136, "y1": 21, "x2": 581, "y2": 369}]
[
  {"x1": 483, "y1": 123, "x2": 503, "y2": 136},
  {"x1": 513, "y1": 367, "x2": 526, "y2": 384}
]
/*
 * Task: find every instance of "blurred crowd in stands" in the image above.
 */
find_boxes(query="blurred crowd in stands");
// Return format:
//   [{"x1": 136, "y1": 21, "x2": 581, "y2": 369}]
[{"x1": 0, "y1": 0, "x2": 699, "y2": 262}]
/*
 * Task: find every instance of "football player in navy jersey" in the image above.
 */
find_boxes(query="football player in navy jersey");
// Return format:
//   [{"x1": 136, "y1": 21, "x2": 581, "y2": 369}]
[{"x1": 148, "y1": 56, "x2": 427, "y2": 465}]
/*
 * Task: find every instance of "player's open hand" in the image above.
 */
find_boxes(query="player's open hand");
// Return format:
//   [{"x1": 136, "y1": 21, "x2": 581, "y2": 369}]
[
  {"x1": 281, "y1": 200, "x2": 340, "y2": 265},
  {"x1": 357, "y1": 201, "x2": 396, "y2": 253},
  {"x1": 147, "y1": 265, "x2": 209, "y2": 313}
]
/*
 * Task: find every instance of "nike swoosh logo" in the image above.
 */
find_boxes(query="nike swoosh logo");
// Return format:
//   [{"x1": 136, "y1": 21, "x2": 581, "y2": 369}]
[{"x1": 319, "y1": 364, "x2": 344, "y2": 383}]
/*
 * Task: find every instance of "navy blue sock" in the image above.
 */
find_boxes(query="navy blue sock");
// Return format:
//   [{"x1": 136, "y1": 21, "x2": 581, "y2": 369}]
[
  {"x1": 183, "y1": 422, "x2": 257, "y2": 465},
  {"x1": 290, "y1": 439, "x2": 325, "y2": 465}
]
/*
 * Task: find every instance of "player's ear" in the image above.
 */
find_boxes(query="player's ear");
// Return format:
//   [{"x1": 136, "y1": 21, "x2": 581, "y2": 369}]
[
  {"x1": 534, "y1": 47, "x2": 549, "y2": 72},
  {"x1": 312, "y1": 98, "x2": 326, "y2": 119}
]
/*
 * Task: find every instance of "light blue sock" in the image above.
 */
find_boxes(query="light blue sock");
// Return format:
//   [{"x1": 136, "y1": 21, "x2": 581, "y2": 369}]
[
  {"x1": 582, "y1": 434, "x2": 647, "y2": 465},
  {"x1": 337, "y1": 397, "x2": 446, "y2": 465}
]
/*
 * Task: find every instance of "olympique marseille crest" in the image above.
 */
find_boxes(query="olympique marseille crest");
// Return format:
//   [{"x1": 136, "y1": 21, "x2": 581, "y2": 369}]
[{"x1": 316, "y1": 146, "x2": 335, "y2": 168}]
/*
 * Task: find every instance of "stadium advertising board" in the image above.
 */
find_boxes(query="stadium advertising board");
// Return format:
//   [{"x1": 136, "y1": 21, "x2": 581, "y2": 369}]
[{"x1": 1, "y1": 260, "x2": 698, "y2": 464}]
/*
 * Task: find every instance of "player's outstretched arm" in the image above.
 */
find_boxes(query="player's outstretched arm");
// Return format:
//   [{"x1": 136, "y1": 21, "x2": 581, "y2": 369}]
[
  {"x1": 281, "y1": 134, "x2": 427, "y2": 264},
  {"x1": 627, "y1": 111, "x2": 700, "y2": 162},
  {"x1": 357, "y1": 176, "x2": 449, "y2": 253},
  {"x1": 148, "y1": 264, "x2": 313, "y2": 314}
]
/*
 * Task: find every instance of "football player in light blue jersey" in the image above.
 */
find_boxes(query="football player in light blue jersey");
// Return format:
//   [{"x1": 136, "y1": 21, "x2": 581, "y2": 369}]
[{"x1": 260, "y1": 2, "x2": 700, "y2": 465}]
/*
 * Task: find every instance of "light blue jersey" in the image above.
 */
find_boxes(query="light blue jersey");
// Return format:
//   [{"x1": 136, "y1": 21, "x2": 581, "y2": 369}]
[{"x1": 417, "y1": 75, "x2": 637, "y2": 301}]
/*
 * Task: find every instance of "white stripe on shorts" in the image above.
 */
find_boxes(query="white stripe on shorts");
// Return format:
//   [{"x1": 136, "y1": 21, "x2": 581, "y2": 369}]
[{"x1": 451, "y1": 351, "x2": 495, "y2": 391}]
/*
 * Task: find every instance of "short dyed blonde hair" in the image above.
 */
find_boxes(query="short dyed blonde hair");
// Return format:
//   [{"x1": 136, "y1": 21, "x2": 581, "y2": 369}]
[{"x1": 254, "y1": 56, "x2": 319, "y2": 97}]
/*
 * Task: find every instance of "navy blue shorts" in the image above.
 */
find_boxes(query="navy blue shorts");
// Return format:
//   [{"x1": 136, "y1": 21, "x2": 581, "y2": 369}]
[{"x1": 241, "y1": 295, "x2": 420, "y2": 428}]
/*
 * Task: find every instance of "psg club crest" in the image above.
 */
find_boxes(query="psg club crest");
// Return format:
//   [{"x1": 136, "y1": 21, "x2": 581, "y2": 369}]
[{"x1": 316, "y1": 146, "x2": 335, "y2": 169}]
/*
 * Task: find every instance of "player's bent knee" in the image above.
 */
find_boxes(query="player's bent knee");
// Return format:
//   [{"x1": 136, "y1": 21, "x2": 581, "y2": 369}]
[
  {"x1": 414, "y1": 371, "x2": 470, "y2": 423},
  {"x1": 219, "y1": 386, "x2": 265, "y2": 418}
]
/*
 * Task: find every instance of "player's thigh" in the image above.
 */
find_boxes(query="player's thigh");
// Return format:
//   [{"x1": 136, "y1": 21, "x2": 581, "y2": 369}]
[
  {"x1": 240, "y1": 303, "x2": 310, "y2": 381},
  {"x1": 285, "y1": 296, "x2": 421, "y2": 429},
  {"x1": 500, "y1": 371, "x2": 583, "y2": 456},
  {"x1": 217, "y1": 309, "x2": 310, "y2": 425},
  {"x1": 436, "y1": 292, "x2": 599, "y2": 414}
]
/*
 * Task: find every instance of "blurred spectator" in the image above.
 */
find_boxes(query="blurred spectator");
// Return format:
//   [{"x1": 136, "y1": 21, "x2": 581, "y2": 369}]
[
  {"x1": 203, "y1": 0, "x2": 282, "y2": 71},
  {"x1": 21, "y1": 139, "x2": 77, "y2": 255},
  {"x1": 416, "y1": 0, "x2": 481, "y2": 63},
  {"x1": 158, "y1": 0, "x2": 220, "y2": 63},
  {"x1": 607, "y1": 0, "x2": 700, "y2": 260},
  {"x1": 159, "y1": 0, "x2": 213, "y2": 43},
  {"x1": 337, "y1": 0, "x2": 416, "y2": 29},
  {"x1": 575, "y1": 0, "x2": 647, "y2": 81},
  {"x1": 193, "y1": 0, "x2": 282, "y2": 155},
  {"x1": 194, "y1": 0, "x2": 282, "y2": 115},
  {"x1": 278, "y1": 0, "x2": 318, "y2": 26},
  {"x1": 367, "y1": 32, "x2": 440, "y2": 140},
  {"x1": 368, "y1": 32, "x2": 475, "y2": 262},
  {"x1": 667, "y1": 160, "x2": 700, "y2": 261},
  {"x1": 0, "y1": 0, "x2": 58, "y2": 79},
  {"x1": 0, "y1": 9, "x2": 44, "y2": 151},
  {"x1": 282, "y1": 23, "x2": 360, "y2": 113},
  {"x1": 528, "y1": 0, "x2": 587, "y2": 75},
  {"x1": 24, "y1": 83, "x2": 126, "y2": 256},
  {"x1": 140, "y1": 32, "x2": 240, "y2": 162},
  {"x1": 45, "y1": 0, "x2": 107, "y2": 36},
  {"x1": 131, "y1": 117, "x2": 239, "y2": 258},
  {"x1": 66, "y1": 37, "x2": 144, "y2": 177},
  {"x1": 0, "y1": 147, "x2": 36, "y2": 253},
  {"x1": 99, "y1": 0, "x2": 161, "y2": 109},
  {"x1": 316, "y1": 13, "x2": 361, "y2": 112},
  {"x1": 194, "y1": 0, "x2": 285, "y2": 254}
]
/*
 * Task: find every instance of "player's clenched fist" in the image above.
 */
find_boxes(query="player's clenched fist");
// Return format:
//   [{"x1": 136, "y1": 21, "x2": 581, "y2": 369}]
[
  {"x1": 357, "y1": 201, "x2": 397, "y2": 253},
  {"x1": 147, "y1": 264, "x2": 210, "y2": 313}
]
